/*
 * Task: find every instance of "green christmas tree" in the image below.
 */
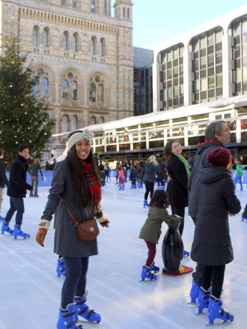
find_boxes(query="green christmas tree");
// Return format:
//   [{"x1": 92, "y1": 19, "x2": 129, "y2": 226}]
[{"x1": 0, "y1": 34, "x2": 55, "y2": 165}]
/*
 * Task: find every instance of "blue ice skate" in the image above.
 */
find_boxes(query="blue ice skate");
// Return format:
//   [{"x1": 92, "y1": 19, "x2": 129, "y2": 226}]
[
  {"x1": 141, "y1": 265, "x2": 157, "y2": 281},
  {"x1": 13, "y1": 225, "x2": 30, "y2": 239},
  {"x1": 57, "y1": 303, "x2": 82, "y2": 329},
  {"x1": 208, "y1": 296, "x2": 234, "y2": 325},
  {"x1": 74, "y1": 291, "x2": 101, "y2": 323},
  {"x1": 56, "y1": 257, "x2": 66, "y2": 277},
  {"x1": 1, "y1": 221, "x2": 13, "y2": 235}
]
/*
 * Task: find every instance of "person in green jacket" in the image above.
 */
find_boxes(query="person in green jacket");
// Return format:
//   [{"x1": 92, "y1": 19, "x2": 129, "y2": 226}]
[
  {"x1": 139, "y1": 189, "x2": 180, "y2": 281},
  {"x1": 234, "y1": 160, "x2": 244, "y2": 191}
]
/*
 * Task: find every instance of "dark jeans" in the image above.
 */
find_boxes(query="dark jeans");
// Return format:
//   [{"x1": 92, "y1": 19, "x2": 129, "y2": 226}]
[
  {"x1": 144, "y1": 181, "x2": 154, "y2": 201},
  {"x1": 202, "y1": 264, "x2": 225, "y2": 299},
  {"x1": 5, "y1": 197, "x2": 24, "y2": 226},
  {"x1": 61, "y1": 257, "x2": 89, "y2": 309}
]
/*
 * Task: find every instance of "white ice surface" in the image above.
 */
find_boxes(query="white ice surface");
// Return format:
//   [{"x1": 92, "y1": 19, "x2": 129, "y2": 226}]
[{"x1": 0, "y1": 178, "x2": 247, "y2": 329}]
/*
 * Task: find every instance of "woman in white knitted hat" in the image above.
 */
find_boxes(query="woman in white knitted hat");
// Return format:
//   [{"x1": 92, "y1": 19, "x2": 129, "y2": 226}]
[{"x1": 36, "y1": 130, "x2": 109, "y2": 329}]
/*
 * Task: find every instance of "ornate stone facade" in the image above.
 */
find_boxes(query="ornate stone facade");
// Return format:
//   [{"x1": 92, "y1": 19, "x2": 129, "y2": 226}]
[{"x1": 0, "y1": 0, "x2": 133, "y2": 157}]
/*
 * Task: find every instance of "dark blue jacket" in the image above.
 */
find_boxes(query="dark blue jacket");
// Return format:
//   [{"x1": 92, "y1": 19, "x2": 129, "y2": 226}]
[{"x1": 7, "y1": 155, "x2": 32, "y2": 198}]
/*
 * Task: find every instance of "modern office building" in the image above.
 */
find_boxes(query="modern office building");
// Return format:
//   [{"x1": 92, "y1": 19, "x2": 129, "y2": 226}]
[
  {"x1": 133, "y1": 47, "x2": 153, "y2": 116},
  {"x1": 0, "y1": 0, "x2": 134, "y2": 159},
  {"x1": 152, "y1": 5, "x2": 247, "y2": 112}
]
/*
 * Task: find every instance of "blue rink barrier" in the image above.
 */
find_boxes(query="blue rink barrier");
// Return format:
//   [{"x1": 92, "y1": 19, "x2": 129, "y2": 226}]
[
  {"x1": 6, "y1": 171, "x2": 54, "y2": 187},
  {"x1": 4, "y1": 170, "x2": 246, "y2": 187}
]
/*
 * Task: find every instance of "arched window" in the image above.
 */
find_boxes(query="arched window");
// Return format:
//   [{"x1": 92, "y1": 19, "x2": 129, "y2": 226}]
[
  {"x1": 99, "y1": 116, "x2": 105, "y2": 123},
  {"x1": 72, "y1": 33, "x2": 79, "y2": 52},
  {"x1": 72, "y1": 0, "x2": 77, "y2": 8},
  {"x1": 63, "y1": 32, "x2": 69, "y2": 50},
  {"x1": 33, "y1": 26, "x2": 39, "y2": 46},
  {"x1": 71, "y1": 81, "x2": 77, "y2": 100},
  {"x1": 43, "y1": 28, "x2": 49, "y2": 47},
  {"x1": 72, "y1": 115, "x2": 78, "y2": 130},
  {"x1": 127, "y1": 8, "x2": 130, "y2": 19},
  {"x1": 91, "y1": 0, "x2": 96, "y2": 12},
  {"x1": 90, "y1": 83, "x2": 96, "y2": 102},
  {"x1": 62, "y1": 115, "x2": 69, "y2": 137},
  {"x1": 62, "y1": 72, "x2": 78, "y2": 101},
  {"x1": 90, "y1": 116, "x2": 97, "y2": 125},
  {"x1": 32, "y1": 68, "x2": 49, "y2": 98},
  {"x1": 90, "y1": 37, "x2": 97, "y2": 55},
  {"x1": 123, "y1": 7, "x2": 126, "y2": 17},
  {"x1": 42, "y1": 77, "x2": 49, "y2": 97},
  {"x1": 99, "y1": 38, "x2": 105, "y2": 56},
  {"x1": 99, "y1": 84, "x2": 104, "y2": 103},
  {"x1": 89, "y1": 76, "x2": 105, "y2": 105},
  {"x1": 62, "y1": 80, "x2": 69, "y2": 99}
]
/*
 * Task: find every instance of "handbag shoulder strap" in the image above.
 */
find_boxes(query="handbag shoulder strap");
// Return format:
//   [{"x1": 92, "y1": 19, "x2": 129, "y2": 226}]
[{"x1": 63, "y1": 202, "x2": 79, "y2": 226}]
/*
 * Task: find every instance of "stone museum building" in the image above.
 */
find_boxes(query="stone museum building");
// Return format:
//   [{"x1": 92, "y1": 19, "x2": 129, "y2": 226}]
[{"x1": 0, "y1": 0, "x2": 134, "y2": 158}]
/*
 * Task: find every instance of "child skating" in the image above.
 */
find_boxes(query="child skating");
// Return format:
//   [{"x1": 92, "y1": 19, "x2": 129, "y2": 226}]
[{"x1": 139, "y1": 189, "x2": 180, "y2": 281}]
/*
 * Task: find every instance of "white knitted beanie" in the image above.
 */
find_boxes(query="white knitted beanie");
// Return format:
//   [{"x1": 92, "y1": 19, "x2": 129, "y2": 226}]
[{"x1": 67, "y1": 130, "x2": 92, "y2": 151}]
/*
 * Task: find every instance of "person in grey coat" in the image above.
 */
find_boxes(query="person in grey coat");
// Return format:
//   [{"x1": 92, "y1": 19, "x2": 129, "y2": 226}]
[
  {"x1": 36, "y1": 130, "x2": 110, "y2": 329},
  {"x1": 190, "y1": 147, "x2": 241, "y2": 324},
  {"x1": 141, "y1": 155, "x2": 159, "y2": 207},
  {"x1": 139, "y1": 189, "x2": 180, "y2": 281}
]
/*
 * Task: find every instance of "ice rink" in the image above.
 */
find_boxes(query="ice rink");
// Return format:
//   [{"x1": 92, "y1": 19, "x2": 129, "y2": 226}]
[{"x1": 0, "y1": 177, "x2": 247, "y2": 329}]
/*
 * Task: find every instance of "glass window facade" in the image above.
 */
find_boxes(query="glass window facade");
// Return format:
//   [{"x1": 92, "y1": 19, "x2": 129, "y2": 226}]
[
  {"x1": 232, "y1": 15, "x2": 247, "y2": 96},
  {"x1": 160, "y1": 44, "x2": 184, "y2": 110},
  {"x1": 191, "y1": 28, "x2": 223, "y2": 104}
]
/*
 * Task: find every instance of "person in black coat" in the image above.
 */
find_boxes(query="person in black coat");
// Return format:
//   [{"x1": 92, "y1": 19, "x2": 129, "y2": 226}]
[
  {"x1": 164, "y1": 140, "x2": 191, "y2": 236},
  {"x1": 1, "y1": 144, "x2": 33, "y2": 238},
  {"x1": 191, "y1": 147, "x2": 241, "y2": 324},
  {"x1": 187, "y1": 120, "x2": 231, "y2": 303},
  {"x1": 0, "y1": 149, "x2": 9, "y2": 220}
]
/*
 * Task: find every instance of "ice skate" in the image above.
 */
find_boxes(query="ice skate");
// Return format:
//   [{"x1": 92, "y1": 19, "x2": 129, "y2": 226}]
[
  {"x1": 141, "y1": 265, "x2": 157, "y2": 281},
  {"x1": 208, "y1": 295, "x2": 234, "y2": 324},
  {"x1": 57, "y1": 303, "x2": 82, "y2": 329},
  {"x1": 197, "y1": 287, "x2": 210, "y2": 313},
  {"x1": 74, "y1": 291, "x2": 101, "y2": 323},
  {"x1": 150, "y1": 262, "x2": 160, "y2": 273},
  {"x1": 189, "y1": 278, "x2": 200, "y2": 304},
  {"x1": 13, "y1": 225, "x2": 30, "y2": 239},
  {"x1": 143, "y1": 200, "x2": 149, "y2": 208},
  {"x1": 56, "y1": 257, "x2": 66, "y2": 277},
  {"x1": 1, "y1": 221, "x2": 13, "y2": 235}
]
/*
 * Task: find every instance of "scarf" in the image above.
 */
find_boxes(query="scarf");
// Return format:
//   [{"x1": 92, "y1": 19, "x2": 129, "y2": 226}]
[
  {"x1": 79, "y1": 160, "x2": 102, "y2": 205},
  {"x1": 174, "y1": 153, "x2": 191, "y2": 178},
  {"x1": 198, "y1": 139, "x2": 223, "y2": 147}
]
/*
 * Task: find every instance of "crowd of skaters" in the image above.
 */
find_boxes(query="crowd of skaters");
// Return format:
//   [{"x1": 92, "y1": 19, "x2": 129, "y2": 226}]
[{"x1": 97, "y1": 158, "x2": 167, "y2": 190}]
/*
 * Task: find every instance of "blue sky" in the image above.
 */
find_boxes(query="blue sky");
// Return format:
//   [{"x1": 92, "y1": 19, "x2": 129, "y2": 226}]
[{"x1": 132, "y1": 0, "x2": 247, "y2": 50}]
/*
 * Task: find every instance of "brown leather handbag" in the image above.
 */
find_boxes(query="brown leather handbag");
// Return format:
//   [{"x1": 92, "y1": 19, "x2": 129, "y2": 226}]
[{"x1": 64, "y1": 203, "x2": 99, "y2": 241}]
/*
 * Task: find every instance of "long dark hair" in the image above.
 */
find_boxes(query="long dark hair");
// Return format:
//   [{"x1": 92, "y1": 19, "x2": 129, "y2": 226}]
[
  {"x1": 67, "y1": 145, "x2": 101, "y2": 206},
  {"x1": 149, "y1": 190, "x2": 169, "y2": 208},
  {"x1": 163, "y1": 139, "x2": 177, "y2": 163}
]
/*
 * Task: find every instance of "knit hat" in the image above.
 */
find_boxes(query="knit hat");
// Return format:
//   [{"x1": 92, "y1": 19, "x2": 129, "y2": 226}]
[
  {"x1": 207, "y1": 147, "x2": 232, "y2": 167},
  {"x1": 67, "y1": 130, "x2": 92, "y2": 151}
]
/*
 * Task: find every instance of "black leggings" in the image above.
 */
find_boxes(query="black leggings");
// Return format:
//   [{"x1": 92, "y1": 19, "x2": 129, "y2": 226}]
[
  {"x1": 61, "y1": 257, "x2": 89, "y2": 309},
  {"x1": 202, "y1": 264, "x2": 225, "y2": 299},
  {"x1": 144, "y1": 181, "x2": 154, "y2": 201}
]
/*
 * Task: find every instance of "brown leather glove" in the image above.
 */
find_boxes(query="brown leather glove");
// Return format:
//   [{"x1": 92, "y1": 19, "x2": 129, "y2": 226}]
[
  {"x1": 36, "y1": 228, "x2": 47, "y2": 247},
  {"x1": 36, "y1": 219, "x2": 50, "y2": 247},
  {"x1": 99, "y1": 219, "x2": 110, "y2": 227},
  {"x1": 95, "y1": 210, "x2": 110, "y2": 227}
]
